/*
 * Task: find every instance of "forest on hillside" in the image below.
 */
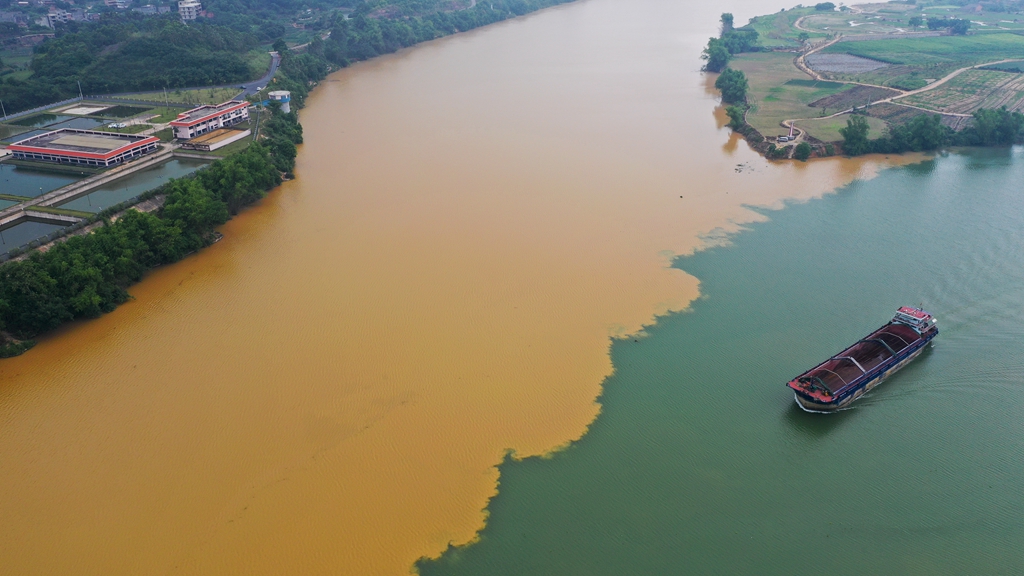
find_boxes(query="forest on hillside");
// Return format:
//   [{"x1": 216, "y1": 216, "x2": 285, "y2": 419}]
[{"x1": 0, "y1": 0, "x2": 576, "y2": 114}]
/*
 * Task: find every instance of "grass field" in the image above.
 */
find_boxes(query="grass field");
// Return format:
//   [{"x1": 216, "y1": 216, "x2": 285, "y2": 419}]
[
  {"x1": 795, "y1": 114, "x2": 888, "y2": 142},
  {"x1": 163, "y1": 87, "x2": 244, "y2": 105},
  {"x1": 246, "y1": 49, "x2": 273, "y2": 75},
  {"x1": 729, "y1": 52, "x2": 853, "y2": 140},
  {"x1": 747, "y1": 8, "x2": 820, "y2": 48},
  {"x1": 144, "y1": 107, "x2": 190, "y2": 123}
]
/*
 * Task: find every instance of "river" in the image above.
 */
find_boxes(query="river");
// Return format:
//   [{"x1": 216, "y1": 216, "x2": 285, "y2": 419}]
[{"x1": 0, "y1": 0, "x2": 938, "y2": 574}]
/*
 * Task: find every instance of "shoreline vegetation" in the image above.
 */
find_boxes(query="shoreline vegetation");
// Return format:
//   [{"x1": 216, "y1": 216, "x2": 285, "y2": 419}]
[
  {"x1": 0, "y1": 0, "x2": 581, "y2": 357},
  {"x1": 705, "y1": 2, "x2": 1024, "y2": 160}
]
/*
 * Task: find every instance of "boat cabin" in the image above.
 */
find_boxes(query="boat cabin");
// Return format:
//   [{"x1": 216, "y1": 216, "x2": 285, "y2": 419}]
[{"x1": 891, "y1": 306, "x2": 936, "y2": 334}]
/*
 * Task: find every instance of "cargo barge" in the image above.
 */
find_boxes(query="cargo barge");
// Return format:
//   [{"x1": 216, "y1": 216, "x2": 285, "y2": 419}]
[{"x1": 787, "y1": 307, "x2": 937, "y2": 412}]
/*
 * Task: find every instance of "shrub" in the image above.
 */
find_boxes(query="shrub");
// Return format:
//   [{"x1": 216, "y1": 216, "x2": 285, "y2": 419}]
[{"x1": 794, "y1": 142, "x2": 812, "y2": 161}]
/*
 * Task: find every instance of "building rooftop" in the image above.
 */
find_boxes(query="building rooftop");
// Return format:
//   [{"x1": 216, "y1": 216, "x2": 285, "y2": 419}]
[
  {"x1": 10, "y1": 129, "x2": 155, "y2": 156},
  {"x1": 188, "y1": 127, "x2": 245, "y2": 146},
  {"x1": 170, "y1": 100, "x2": 247, "y2": 126}
]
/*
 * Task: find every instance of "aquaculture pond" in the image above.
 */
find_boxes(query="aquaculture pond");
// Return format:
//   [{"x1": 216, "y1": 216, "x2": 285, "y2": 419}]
[
  {"x1": 57, "y1": 159, "x2": 209, "y2": 213},
  {"x1": 0, "y1": 162, "x2": 82, "y2": 198},
  {"x1": 0, "y1": 221, "x2": 65, "y2": 256},
  {"x1": 7, "y1": 114, "x2": 75, "y2": 128}
]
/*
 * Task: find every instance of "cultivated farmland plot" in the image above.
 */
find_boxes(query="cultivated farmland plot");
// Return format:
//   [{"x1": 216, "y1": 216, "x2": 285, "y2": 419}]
[
  {"x1": 806, "y1": 54, "x2": 891, "y2": 74},
  {"x1": 902, "y1": 69, "x2": 1024, "y2": 114}
]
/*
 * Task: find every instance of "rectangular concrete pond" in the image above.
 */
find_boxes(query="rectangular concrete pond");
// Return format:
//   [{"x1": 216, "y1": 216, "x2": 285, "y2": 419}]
[
  {"x1": 0, "y1": 221, "x2": 66, "y2": 256},
  {"x1": 57, "y1": 158, "x2": 210, "y2": 213},
  {"x1": 0, "y1": 162, "x2": 83, "y2": 198}
]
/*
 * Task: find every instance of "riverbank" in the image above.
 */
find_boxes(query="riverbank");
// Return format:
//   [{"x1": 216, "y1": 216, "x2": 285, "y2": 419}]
[{"x1": 710, "y1": 4, "x2": 1024, "y2": 160}]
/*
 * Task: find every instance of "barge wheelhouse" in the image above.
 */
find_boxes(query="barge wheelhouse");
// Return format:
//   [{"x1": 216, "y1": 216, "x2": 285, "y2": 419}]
[{"x1": 787, "y1": 307, "x2": 937, "y2": 412}]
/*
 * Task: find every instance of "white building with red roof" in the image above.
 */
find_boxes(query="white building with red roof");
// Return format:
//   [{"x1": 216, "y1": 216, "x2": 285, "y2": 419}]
[
  {"x1": 169, "y1": 100, "x2": 250, "y2": 140},
  {"x1": 8, "y1": 129, "x2": 160, "y2": 167}
]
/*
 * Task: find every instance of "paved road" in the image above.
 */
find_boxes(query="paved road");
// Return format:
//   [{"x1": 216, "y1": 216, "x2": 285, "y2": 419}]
[{"x1": 240, "y1": 52, "x2": 281, "y2": 97}]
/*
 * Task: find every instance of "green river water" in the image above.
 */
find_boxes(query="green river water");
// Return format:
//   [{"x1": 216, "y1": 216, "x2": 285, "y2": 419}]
[{"x1": 420, "y1": 148, "x2": 1024, "y2": 575}]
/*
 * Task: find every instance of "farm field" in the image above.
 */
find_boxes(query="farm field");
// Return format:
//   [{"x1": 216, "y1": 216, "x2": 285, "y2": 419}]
[
  {"x1": 747, "y1": 7, "x2": 821, "y2": 48},
  {"x1": 824, "y1": 34, "x2": 1024, "y2": 67},
  {"x1": 901, "y1": 69, "x2": 1024, "y2": 113},
  {"x1": 809, "y1": 84, "x2": 901, "y2": 113},
  {"x1": 818, "y1": 33, "x2": 1024, "y2": 89},
  {"x1": 729, "y1": 52, "x2": 853, "y2": 140}
]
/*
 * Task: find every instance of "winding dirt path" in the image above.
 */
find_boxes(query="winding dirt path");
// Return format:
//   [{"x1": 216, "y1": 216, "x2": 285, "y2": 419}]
[{"x1": 781, "y1": 57, "x2": 1022, "y2": 139}]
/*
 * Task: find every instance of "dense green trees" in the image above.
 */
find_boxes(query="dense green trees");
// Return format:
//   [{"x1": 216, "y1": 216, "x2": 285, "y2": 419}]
[
  {"x1": 839, "y1": 115, "x2": 871, "y2": 155},
  {"x1": 1, "y1": 0, "x2": 583, "y2": 114},
  {"x1": 927, "y1": 17, "x2": 970, "y2": 34},
  {"x1": 840, "y1": 108, "x2": 1024, "y2": 156},
  {"x1": 702, "y1": 42, "x2": 731, "y2": 73},
  {"x1": 815, "y1": 2, "x2": 836, "y2": 10},
  {"x1": 320, "y1": 0, "x2": 575, "y2": 67},
  {"x1": 793, "y1": 141, "x2": 812, "y2": 161},
  {"x1": 725, "y1": 105, "x2": 745, "y2": 129},
  {"x1": 702, "y1": 13, "x2": 759, "y2": 72},
  {"x1": 872, "y1": 113, "x2": 947, "y2": 153},
  {"x1": 714, "y1": 68, "x2": 748, "y2": 104},
  {"x1": 721, "y1": 13, "x2": 734, "y2": 33},
  {"x1": 0, "y1": 143, "x2": 283, "y2": 341},
  {"x1": 0, "y1": 15, "x2": 262, "y2": 113},
  {"x1": 959, "y1": 107, "x2": 1024, "y2": 146}
]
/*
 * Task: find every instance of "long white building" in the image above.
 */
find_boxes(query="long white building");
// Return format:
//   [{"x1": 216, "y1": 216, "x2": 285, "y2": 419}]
[{"x1": 170, "y1": 100, "x2": 250, "y2": 140}]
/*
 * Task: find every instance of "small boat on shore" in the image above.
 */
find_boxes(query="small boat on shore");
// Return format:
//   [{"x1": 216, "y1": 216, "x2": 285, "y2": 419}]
[{"x1": 787, "y1": 306, "x2": 938, "y2": 412}]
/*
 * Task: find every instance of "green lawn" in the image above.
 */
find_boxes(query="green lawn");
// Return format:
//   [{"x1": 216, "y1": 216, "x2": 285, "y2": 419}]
[
  {"x1": 729, "y1": 52, "x2": 853, "y2": 140},
  {"x1": 747, "y1": 7, "x2": 820, "y2": 48},
  {"x1": 153, "y1": 127, "x2": 174, "y2": 142},
  {"x1": 146, "y1": 107, "x2": 189, "y2": 123},
  {"x1": 795, "y1": 115, "x2": 888, "y2": 143}
]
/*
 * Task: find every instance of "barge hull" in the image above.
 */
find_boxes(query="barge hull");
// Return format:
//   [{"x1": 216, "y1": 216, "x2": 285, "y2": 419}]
[{"x1": 793, "y1": 342, "x2": 928, "y2": 412}]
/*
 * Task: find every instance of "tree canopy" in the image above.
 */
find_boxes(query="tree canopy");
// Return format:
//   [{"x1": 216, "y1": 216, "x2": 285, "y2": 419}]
[{"x1": 714, "y1": 68, "x2": 748, "y2": 104}]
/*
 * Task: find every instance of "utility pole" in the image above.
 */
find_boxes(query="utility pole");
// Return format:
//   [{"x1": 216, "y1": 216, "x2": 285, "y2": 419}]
[
  {"x1": 0, "y1": 99, "x2": 7, "y2": 121},
  {"x1": 77, "y1": 80, "x2": 84, "y2": 100}
]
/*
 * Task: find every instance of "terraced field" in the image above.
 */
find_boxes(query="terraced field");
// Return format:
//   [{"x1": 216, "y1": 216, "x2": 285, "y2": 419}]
[{"x1": 901, "y1": 69, "x2": 1024, "y2": 114}]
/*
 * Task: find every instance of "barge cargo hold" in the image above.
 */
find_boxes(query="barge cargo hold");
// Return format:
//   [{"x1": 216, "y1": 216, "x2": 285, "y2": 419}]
[{"x1": 787, "y1": 306, "x2": 938, "y2": 412}]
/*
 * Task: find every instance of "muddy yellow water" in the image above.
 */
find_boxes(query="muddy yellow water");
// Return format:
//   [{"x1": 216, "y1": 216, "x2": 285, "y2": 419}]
[{"x1": 0, "y1": 1, "x2": 921, "y2": 574}]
